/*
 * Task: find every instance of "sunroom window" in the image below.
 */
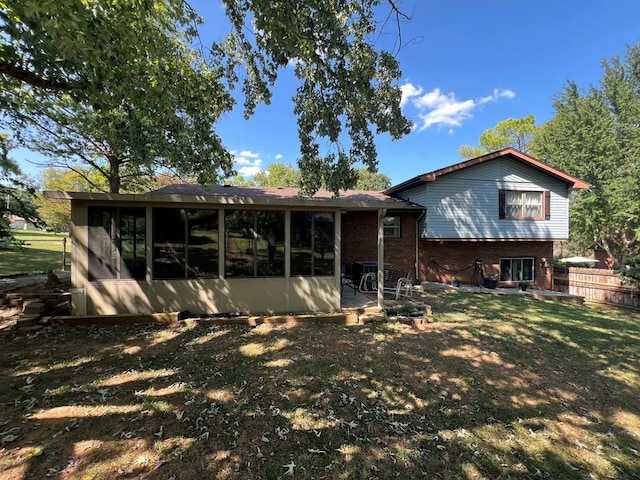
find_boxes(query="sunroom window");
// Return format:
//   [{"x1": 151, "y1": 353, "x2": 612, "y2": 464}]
[
  {"x1": 153, "y1": 208, "x2": 218, "y2": 279},
  {"x1": 290, "y1": 212, "x2": 335, "y2": 276},
  {"x1": 225, "y1": 210, "x2": 285, "y2": 277},
  {"x1": 89, "y1": 207, "x2": 146, "y2": 280}
]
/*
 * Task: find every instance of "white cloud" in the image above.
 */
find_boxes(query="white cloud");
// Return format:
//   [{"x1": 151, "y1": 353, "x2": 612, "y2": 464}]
[
  {"x1": 231, "y1": 150, "x2": 263, "y2": 177},
  {"x1": 400, "y1": 83, "x2": 424, "y2": 108},
  {"x1": 400, "y1": 83, "x2": 516, "y2": 131},
  {"x1": 275, "y1": 153, "x2": 283, "y2": 160}
]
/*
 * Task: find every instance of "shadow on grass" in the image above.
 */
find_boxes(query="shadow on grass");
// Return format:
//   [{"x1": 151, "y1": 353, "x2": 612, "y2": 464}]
[{"x1": 1, "y1": 292, "x2": 639, "y2": 479}]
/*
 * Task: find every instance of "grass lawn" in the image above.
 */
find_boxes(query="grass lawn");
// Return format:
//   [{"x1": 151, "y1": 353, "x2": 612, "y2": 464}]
[
  {"x1": 0, "y1": 231, "x2": 70, "y2": 275},
  {"x1": 1, "y1": 289, "x2": 639, "y2": 479}
]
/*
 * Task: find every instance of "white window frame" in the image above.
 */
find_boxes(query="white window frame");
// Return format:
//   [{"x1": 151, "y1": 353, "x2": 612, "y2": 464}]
[
  {"x1": 499, "y1": 257, "x2": 535, "y2": 283},
  {"x1": 505, "y1": 190, "x2": 543, "y2": 219},
  {"x1": 383, "y1": 216, "x2": 401, "y2": 238}
]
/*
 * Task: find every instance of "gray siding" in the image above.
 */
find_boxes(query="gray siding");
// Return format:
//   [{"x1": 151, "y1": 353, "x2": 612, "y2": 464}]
[
  {"x1": 392, "y1": 185, "x2": 428, "y2": 237},
  {"x1": 409, "y1": 158, "x2": 570, "y2": 240}
]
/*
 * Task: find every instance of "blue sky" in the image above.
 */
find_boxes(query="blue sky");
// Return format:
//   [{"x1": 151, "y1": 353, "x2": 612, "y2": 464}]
[{"x1": 14, "y1": 0, "x2": 640, "y2": 187}]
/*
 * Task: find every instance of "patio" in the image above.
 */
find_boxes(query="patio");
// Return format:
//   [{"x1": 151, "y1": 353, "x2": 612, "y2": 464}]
[{"x1": 339, "y1": 281, "x2": 585, "y2": 312}]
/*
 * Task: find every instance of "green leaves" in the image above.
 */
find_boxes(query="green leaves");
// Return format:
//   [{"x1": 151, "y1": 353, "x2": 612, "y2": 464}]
[
  {"x1": 458, "y1": 115, "x2": 539, "y2": 159},
  {"x1": 2, "y1": 0, "x2": 410, "y2": 196},
  {"x1": 2, "y1": 0, "x2": 235, "y2": 192},
  {"x1": 221, "y1": 0, "x2": 411, "y2": 195},
  {"x1": 536, "y1": 44, "x2": 640, "y2": 265},
  {"x1": 0, "y1": 134, "x2": 41, "y2": 237}
]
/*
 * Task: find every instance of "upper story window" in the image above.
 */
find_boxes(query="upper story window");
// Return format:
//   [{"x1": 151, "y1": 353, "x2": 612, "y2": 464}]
[
  {"x1": 499, "y1": 190, "x2": 550, "y2": 220},
  {"x1": 383, "y1": 216, "x2": 401, "y2": 237}
]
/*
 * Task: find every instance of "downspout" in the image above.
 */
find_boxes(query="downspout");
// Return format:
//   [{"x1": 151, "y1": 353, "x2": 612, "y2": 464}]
[{"x1": 415, "y1": 209, "x2": 426, "y2": 281}]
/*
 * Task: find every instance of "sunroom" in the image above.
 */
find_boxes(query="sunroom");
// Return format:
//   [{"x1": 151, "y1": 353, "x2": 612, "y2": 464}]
[{"x1": 45, "y1": 185, "x2": 422, "y2": 316}]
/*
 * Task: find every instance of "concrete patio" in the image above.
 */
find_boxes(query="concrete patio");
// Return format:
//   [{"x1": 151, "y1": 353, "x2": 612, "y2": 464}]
[{"x1": 339, "y1": 281, "x2": 585, "y2": 312}]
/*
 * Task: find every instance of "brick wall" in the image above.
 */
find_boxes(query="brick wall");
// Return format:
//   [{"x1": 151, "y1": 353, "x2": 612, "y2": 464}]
[
  {"x1": 342, "y1": 212, "x2": 554, "y2": 290},
  {"x1": 341, "y1": 212, "x2": 418, "y2": 280},
  {"x1": 418, "y1": 240, "x2": 554, "y2": 289}
]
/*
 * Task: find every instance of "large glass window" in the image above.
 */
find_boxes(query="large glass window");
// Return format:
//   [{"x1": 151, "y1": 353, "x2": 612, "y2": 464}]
[
  {"x1": 89, "y1": 207, "x2": 146, "y2": 280},
  {"x1": 290, "y1": 212, "x2": 335, "y2": 276},
  {"x1": 225, "y1": 210, "x2": 284, "y2": 277},
  {"x1": 499, "y1": 257, "x2": 534, "y2": 282},
  {"x1": 153, "y1": 209, "x2": 218, "y2": 279}
]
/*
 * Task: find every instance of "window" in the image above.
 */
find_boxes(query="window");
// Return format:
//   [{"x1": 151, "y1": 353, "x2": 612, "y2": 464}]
[
  {"x1": 225, "y1": 210, "x2": 284, "y2": 277},
  {"x1": 499, "y1": 257, "x2": 534, "y2": 282},
  {"x1": 153, "y1": 209, "x2": 218, "y2": 279},
  {"x1": 499, "y1": 190, "x2": 550, "y2": 220},
  {"x1": 383, "y1": 216, "x2": 401, "y2": 238},
  {"x1": 290, "y1": 212, "x2": 335, "y2": 276},
  {"x1": 89, "y1": 207, "x2": 146, "y2": 280}
]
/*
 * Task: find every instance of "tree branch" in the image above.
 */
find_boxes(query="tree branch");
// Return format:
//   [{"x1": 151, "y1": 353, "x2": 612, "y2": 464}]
[{"x1": 0, "y1": 62, "x2": 72, "y2": 92}]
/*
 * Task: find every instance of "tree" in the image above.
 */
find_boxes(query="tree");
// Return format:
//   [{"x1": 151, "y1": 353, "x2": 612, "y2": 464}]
[
  {"x1": 1, "y1": 0, "x2": 234, "y2": 193},
  {"x1": 619, "y1": 253, "x2": 640, "y2": 290},
  {"x1": 354, "y1": 168, "x2": 391, "y2": 190},
  {"x1": 458, "y1": 115, "x2": 539, "y2": 159},
  {"x1": 535, "y1": 44, "x2": 640, "y2": 266},
  {"x1": 1, "y1": 0, "x2": 412, "y2": 195},
  {"x1": 0, "y1": 134, "x2": 40, "y2": 238},
  {"x1": 252, "y1": 163, "x2": 302, "y2": 188},
  {"x1": 228, "y1": 163, "x2": 390, "y2": 190},
  {"x1": 35, "y1": 167, "x2": 109, "y2": 232}
]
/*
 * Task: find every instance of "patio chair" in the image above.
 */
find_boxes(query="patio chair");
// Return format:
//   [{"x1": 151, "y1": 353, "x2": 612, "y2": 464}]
[
  {"x1": 341, "y1": 264, "x2": 357, "y2": 296},
  {"x1": 394, "y1": 277, "x2": 414, "y2": 300},
  {"x1": 360, "y1": 269, "x2": 410, "y2": 298},
  {"x1": 359, "y1": 272, "x2": 377, "y2": 292}
]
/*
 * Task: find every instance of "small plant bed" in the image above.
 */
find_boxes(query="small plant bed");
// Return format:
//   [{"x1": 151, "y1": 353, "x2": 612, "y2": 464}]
[{"x1": 384, "y1": 300, "x2": 432, "y2": 321}]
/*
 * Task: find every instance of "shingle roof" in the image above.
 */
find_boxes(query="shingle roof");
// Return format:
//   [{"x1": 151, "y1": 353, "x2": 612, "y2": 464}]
[
  {"x1": 151, "y1": 184, "x2": 388, "y2": 202},
  {"x1": 384, "y1": 148, "x2": 590, "y2": 195},
  {"x1": 149, "y1": 184, "x2": 423, "y2": 209},
  {"x1": 44, "y1": 184, "x2": 423, "y2": 210}
]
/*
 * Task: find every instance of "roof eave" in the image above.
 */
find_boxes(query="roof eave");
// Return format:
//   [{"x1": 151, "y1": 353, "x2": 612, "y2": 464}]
[
  {"x1": 43, "y1": 190, "x2": 421, "y2": 210},
  {"x1": 384, "y1": 148, "x2": 590, "y2": 194}
]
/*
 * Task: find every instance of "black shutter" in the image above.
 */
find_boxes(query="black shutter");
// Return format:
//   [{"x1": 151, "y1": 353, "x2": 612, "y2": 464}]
[
  {"x1": 498, "y1": 189, "x2": 506, "y2": 219},
  {"x1": 544, "y1": 191, "x2": 551, "y2": 220}
]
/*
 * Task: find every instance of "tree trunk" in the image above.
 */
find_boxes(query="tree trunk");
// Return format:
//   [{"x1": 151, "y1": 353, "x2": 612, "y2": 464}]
[{"x1": 106, "y1": 154, "x2": 121, "y2": 193}]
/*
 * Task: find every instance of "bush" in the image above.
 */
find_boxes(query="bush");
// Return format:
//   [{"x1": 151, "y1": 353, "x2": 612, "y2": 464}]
[{"x1": 619, "y1": 254, "x2": 640, "y2": 290}]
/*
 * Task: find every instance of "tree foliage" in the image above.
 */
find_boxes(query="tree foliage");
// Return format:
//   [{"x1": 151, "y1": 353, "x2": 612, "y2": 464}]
[
  {"x1": 458, "y1": 115, "x2": 539, "y2": 159},
  {"x1": 619, "y1": 253, "x2": 640, "y2": 290},
  {"x1": 229, "y1": 162, "x2": 391, "y2": 190},
  {"x1": 0, "y1": 133, "x2": 40, "y2": 238},
  {"x1": 536, "y1": 44, "x2": 640, "y2": 266},
  {"x1": 1, "y1": 0, "x2": 235, "y2": 193},
  {"x1": 35, "y1": 166, "x2": 109, "y2": 232},
  {"x1": 353, "y1": 168, "x2": 391, "y2": 190},
  {"x1": 1, "y1": 0, "x2": 411, "y2": 195}
]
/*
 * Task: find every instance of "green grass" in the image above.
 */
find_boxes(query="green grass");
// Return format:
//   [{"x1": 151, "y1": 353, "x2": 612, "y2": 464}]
[
  {"x1": 1, "y1": 289, "x2": 639, "y2": 479},
  {"x1": 0, "y1": 230, "x2": 70, "y2": 275}
]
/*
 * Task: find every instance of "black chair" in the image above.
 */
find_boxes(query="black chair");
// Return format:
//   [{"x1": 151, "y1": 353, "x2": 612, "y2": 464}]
[{"x1": 341, "y1": 263, "x2": 357, "y2": 295}]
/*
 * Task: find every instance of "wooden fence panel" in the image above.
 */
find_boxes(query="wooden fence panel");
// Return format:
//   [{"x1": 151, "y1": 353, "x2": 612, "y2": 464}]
[{"x1": 554, "y1": 267, "x2": 640, "y2": 309}]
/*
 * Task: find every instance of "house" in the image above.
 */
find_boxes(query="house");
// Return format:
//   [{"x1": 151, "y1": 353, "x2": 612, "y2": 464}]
[
  {"x1": 45, "y1": 148, "x2": 587, "y2": 317},
  {"x1": 44, "y1": 185, "x2": 422, "y2": 316},
  {"x1": 378, "y1": 148, "x2": 589, "y2": 289}
]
